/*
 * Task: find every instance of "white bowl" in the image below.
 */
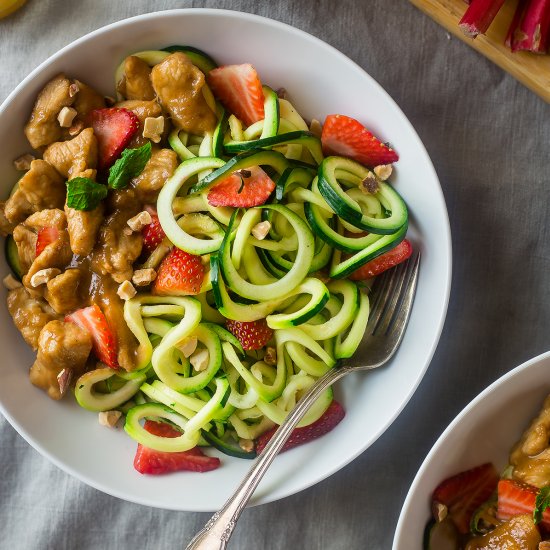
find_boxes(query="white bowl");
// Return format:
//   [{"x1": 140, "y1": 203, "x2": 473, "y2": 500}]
[
  {"x1": 0, "y1": 9, "x2": 451, "y2": 511},
  {"x1": 393, "y1": 350, "x2": 550, "y2": 549}
]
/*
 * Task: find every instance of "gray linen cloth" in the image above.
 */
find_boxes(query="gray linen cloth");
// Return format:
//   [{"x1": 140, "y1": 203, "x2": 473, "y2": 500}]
[{"x1": 1, "y1": 1, "x2": 550, "y2": 549}]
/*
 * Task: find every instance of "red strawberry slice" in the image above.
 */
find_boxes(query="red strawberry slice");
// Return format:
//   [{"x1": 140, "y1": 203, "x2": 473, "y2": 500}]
[
  {"x1": 225, "y1": 318, "x2": 274, "y2": 351},
  {"x1": 65, "y1": 304, "x2": 118, "y2": 368},
  {"x1": 348, "y1": 239, "x2": 412, "y2": 281},
  {"x1": 255, "y1": 400, "x2": 345, "y2": 454},
  {"x1": 498, "y1": 479, "x2": 550, "y2": 530},
  {"x1": 35, "y1": 226, "x2": 60, "y2": 257},
  {"x1": 134, "y1": 420, "x2": 220, "y2": 475},
  {"x1": 432, "y1": 463, "x2": 499, "y2": 534},
  {"x1": 142, "y1": 207, "x2": 166, "y2": 255},
  {"x1": 321, "y1": 114, "x2": 399, "y2": 167},
  {"x1": 152, "y1": 247, "x2": 205, "y2": 296},
  {"x1": 207, "y1": 63, "x2": 265, "y2": 127},
  {"x1": 91, "y1": 108, "x2": 139, "y2": 169},
  {"x1": 207, "y1": 166, "x2": 275, "y2": 208}
]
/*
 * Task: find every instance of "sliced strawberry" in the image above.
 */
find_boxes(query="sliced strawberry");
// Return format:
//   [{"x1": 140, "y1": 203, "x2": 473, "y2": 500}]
[
  {"x1": 321, "y1": 114, "x2": 399, "y2": 167},
  {"x1": 432, "y1": 463, "x2": 499, "y2": 534},
  {"x1": 141, "y1": 207, "x2": 166, "y2": 256},
  {"x1": 225, "y1": 318, "x2": 273, "y2": 351},
  {"x1": 348, "y1": 239, "x2": 412, "y2": 281},
  {"x1": 255, "y1": 400, "x2": 345, "y2": 454},
  {"x1": 207, "y1": 63, "x2": 265, "y2": 127},
  {"x1": 91, "y1": 108, "x2": 139, "y2": 169},
  {"x1": 35, "y1": 226, "x2": 60, "y2": 257},
  {"x1": 497, "y1": 478, "x2": 550, "y2": 530},
  {"x1": 134, "y1": 420, "x2": 220, "y2": 475},
  {"x1": 65, "y1": 304, "x2": 118, "y2": 368},
  {"x1": 152, "y1": 248, "x2": 204, "y2": 296},
  {"x1": 207, "y1": 166, "x2": 275, "y2": 208}
]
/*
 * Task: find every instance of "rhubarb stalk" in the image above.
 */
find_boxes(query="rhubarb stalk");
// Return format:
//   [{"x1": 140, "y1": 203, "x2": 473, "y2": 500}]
[
  {"x1": 507, "y1": 0, "x2": 550, "y2": 53},
  {"x1": 459, "y1": 0, "x2": 506, "y2": 37}
]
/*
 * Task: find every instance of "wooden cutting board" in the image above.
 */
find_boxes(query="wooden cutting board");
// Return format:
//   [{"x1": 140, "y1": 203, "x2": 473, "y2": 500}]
[{"x1": 408, "y1": 0, "x2": 550, "y2": 102}]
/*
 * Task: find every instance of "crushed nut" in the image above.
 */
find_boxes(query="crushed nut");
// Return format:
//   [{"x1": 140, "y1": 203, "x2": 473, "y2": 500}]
[
  {"x1": 239, "y1": 438, "x2": 255, "y2": 452},
  {"x1": 142, "y1": 116, "x2": 165, "y2": 143},
  {"x1": 57, "y1": 106, "x2": 78, "y2": 128},
  {"x1": 374, "y1": 164, "x2": 393, "y2": 181},
  {"x1": 57, "y1": 368, "x2": 73, "y2": 397},
  {"x1": 264, "y1": 346, "x2": 277, "y2": 366},
  {"x1": 190, "y1": 348, "x2": 209, "y2": 372},
  {"x1": 538, "y1": 541, "x2": 550, "y2": 549},
  {"x1": 178, "y1": 336, "x2": 198, "y2": 358},
  {"x1": 30, "y1": 268, "x2": 61, "y2": 288},
  {"x1": 251, "y1": 220, "x2": 271, "y2": 241},
  {"x1": 127, "y1": 210, "x2": 152, "y2": 232},
  {"x1": 432, "y1": 501, "x2": 448, "y2": 523},
  {"x1": 113, "y1": 271, "x2": 130, "y2": 284},
  {"x1": 104, "y1": 96, "x2": 116, "y2": 106},
  {"x1": 132, "y1": 268, "x2": 157, "y2": 287},
  {"x1": 360, "y1": 173, "x2": 379, "y2": 195},
  {"x1": 3, "y1": 274, "x2": 22, "y2": 290},
  {"x1": 309, "y1": 119, "x2": 322, "y2": 138},
  {"x1": 68, "y1": 120, "x2": 84, "y2": 136},
  {"x1": 276, "y1": 87, "x2": 288, "y2": 100},
  {"x1": 117, "y1": 280, "x2": 137, "y2": 301},
  {"x1": 13, "y1": 153, "x2": 35, "y2": 171},
  {"x1": 123, "y1": 227, "x2": 133, "y2": 236},
  {"x1": 98, "y1": 410, "x2": 122, "y2": 428},
  {"x1": 68, "y1": 82, "x2": 80, "y2": 97}
]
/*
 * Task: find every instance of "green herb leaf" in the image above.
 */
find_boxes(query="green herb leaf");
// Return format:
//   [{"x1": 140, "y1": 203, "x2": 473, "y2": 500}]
[
  {"x1": 534, "y1": 485, "x2": 550, "y2": 524},
  {"x1": 66, "y1": 177, "x2": 108, "y2": 211},
  {"x1": 108, "y1": 141, "x2": 152, "y2": 189}
]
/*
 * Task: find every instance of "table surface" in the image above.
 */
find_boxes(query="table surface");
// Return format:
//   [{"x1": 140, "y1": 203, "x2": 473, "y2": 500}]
[{"x1": 2, "y1": 1, "x2": 550, "y2": 549}]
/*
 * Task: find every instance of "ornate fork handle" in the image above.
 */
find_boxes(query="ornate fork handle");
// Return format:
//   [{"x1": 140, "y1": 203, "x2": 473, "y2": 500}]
[{"x1": 185, "y1": 365, "x2": 351, "y2": 550}]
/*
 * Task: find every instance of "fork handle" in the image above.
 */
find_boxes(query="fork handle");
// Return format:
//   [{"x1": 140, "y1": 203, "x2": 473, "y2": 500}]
[{"x1": 185, "y1": 365, "x2": 351, "y2": 550}]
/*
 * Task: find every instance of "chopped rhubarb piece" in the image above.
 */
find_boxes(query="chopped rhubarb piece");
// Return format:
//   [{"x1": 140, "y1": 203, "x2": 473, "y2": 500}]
[
  {"x1": 459, "y1": 0, "x2": 506, "y2": 37},
  {"x1": 506, "y1": 0, "x2": 528, "y2": 47},
  {"x1": 508, "y1": 0, "x2": 550, "y2": 53}
]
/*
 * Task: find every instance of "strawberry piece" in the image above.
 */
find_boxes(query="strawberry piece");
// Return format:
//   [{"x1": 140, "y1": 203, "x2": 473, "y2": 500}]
[
  {"x1": 142, "y1": 207, "x2": 166, "y2": 255},
  {"x1": 255, "y1": 400, "x2": 345, "y2": 454},
  {"x1": 321, "y1": 114, "x2": 399, "y2": 167},
  {"x1": 432, "y1": 463, "x2": 499, "y2": 534},
  {"x1": 207, "y1": 166, "x2": 275, "y2": 208},
  {"x1": 348, "y1": 239, "x2": 412, "y2": 281},
  {"x1": 225, "y1": 318, "x2": 273, "y2": 351},
  {"x1": 134, "y1": 420, "x2": 220, "y2": 475},
  {"x1": 207, "y1": 63, "x2": 265, "y2": 127},
  {"x1": 65, "y1": 304, "x2": 118, "y2": 368},
  {"x1": 35, "y1": 226, "x2": 60, "y2": 257},
  {"x1": 497, "y1": 478, "x2": 550, "y2": 530},
  {"x1": 90, "y1": 108, "x2": 139, "y2": 169},
  {"x1": 152, "y1": 248, "x2": 205, "y2": 296}
]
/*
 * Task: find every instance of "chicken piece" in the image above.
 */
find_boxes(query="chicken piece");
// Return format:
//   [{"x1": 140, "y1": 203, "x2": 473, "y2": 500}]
[
  {"x1": 4, "y1": 189, "x2": 33, "y2": 226},
  {"x1": 43, "y1": 127, "x2": 97, "y2": 179},
  {"x1": 7, "y1": 286, "x2": 57, "y2": 349},
  {"x1": 30, "y1": 320, "x2": 92, "y2": 400},
  {"x1": 72, "y1": 80, "x2": 106, "y2": 121},
  {"x1": 12, "y1": 224, "x2": 37, "y2": 274},
  {"x1": 151, "y1": 52, "x2": 216, "y2": 135},
  {"x1": 465, "y1": 514, "x2": 540, "y2": 549},
  {"x1": 24, "y1": 74, "x2": 74, "y2": 149},
  {"x1": 131, "y1": 148, "x2": 177, "y2": 202},
  {"x1": 24, "y1": 208, "x2": 66, "y2": 231},
  {"x1": 0, "y1": 202, "x2": 16, "y2": 236},
  {"x1": 65, "y1": 203, "x2": 104, "y2": 257},
  {"x1": 45, "y1": 269, "x2": 85, "y2": 314},
  {"x1": 115, "y1": 99, "x2": 163, "y2": 148},
  {"x1": 116, "y1": 56, "x2": 156, "y2": 101}
]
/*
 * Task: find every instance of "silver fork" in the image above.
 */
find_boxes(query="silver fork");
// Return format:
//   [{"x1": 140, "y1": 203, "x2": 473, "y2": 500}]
[{"x1": 185, "y1": 253, "x2": 421, "y2": 550}]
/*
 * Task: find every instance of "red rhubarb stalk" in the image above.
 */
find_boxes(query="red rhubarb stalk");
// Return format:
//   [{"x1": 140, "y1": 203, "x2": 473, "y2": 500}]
[
  {"x1": 505, "y1": 0, "x2": 528, "y2": 47},
  {"x1": 508, "y1": 0, "x2": 550, "y2": 53},
  {"x1": 459, "y1": 0, "x2": 506, "y2": 37}
]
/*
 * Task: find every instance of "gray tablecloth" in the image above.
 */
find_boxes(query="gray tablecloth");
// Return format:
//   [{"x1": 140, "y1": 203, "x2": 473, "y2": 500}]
[{"x1": 1, "y1": 1, "x2": 550, "y2": 549}]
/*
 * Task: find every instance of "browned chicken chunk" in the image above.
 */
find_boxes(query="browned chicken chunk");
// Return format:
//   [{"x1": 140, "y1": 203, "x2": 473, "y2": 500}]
[
  {"x1": 131, "y1": 148, "x2": 177, "y2": 203},
  {"x1": 45, "y1": 269, "x2": 85, "y2": 314},
  {"x1": 72, "y1": 80, "x2": 106, "y2": 121},
  {"x1": 24, "y1": 74, "x2": 75, "y2": 149},
  {"x1": 0, "y1": 202, "x2": 16, "y2": 236},
  {"x1": 116, "y1": 99, "x2": 163, "y2": 148},
  {"x1": 29, "y1": 320, "x2": 92, "y2": 400},
  {"x1": 465, "y1": 514, "x2": 540, "y2": 549},
  {"x1": 43, "y1": 127, "x2": 98, "y2": 179},
  {"x1": 12, "y1": 224, "x2": 36, "y2": 274},
  {"x1": 151, "y1": 52, "x2": 216, "y2": 135},
  {"x1": 117, "y1": 56, "x2": 156, "y2": 101},
  {"x1": 65, "y1": 203, "x2": 104, "y2": 257}
]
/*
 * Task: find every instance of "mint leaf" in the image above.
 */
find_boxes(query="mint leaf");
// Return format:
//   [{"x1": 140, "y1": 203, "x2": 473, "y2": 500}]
[
  {"x1": 66, "y1": 177, "x2": 108, "y2": 211},
  {"x1": 108, "y1": 142, "x2": 152, "y2": 189},
  {"x1": 534, "y1": 485, "x2": 550, "y2": 524}
]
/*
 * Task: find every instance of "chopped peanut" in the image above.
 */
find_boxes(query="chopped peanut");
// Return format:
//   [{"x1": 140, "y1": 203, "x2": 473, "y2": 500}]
[
  {"x1": 190, "y1": 348, "x2": 209, "y2": 372},
  {"x1": 117, "y1": 280, "x2": 137, "y2": 300},
  {"x1": 251, "y1": 221, "x2": 271, "y2": 241},
  {"x1": 374, "y1": 164, "x2": 393, "y2": 181},
  {"x1": 539, "y1": 542, "x2": 550, "y2": 549},
  {"x1": 309, "y1": 119, "x2": 322, "y2": 138},
  {"x1": 57, "y1": 368, "x2": 73, "y2": 397},
  {"x1": 132, "y1": 268, "x2": 157, "y2": 286},
  {"x1": 360, "y1": 173, "x2": 379, "y2": 195},
  {"x1": 264, "y1": 346, "x2": 277, "y2": 366},
  {"x1": 239, "y1": 438, "x2": 255, "y2": 452},
  {"x1": 276, "y1": 88, "x2": 288, "y2": 100},
  {"x1": 432, "y1": 501, "x2": 448, "y2": 523},
  {"x1": 68, "y1": 82, "x2": 80, "y2": 97},
  {"x1": 13, "y1": 153, "x2": 35, "y2": 171},
  {"x1": 68, "y1": 120, "x2": 84, "y2": 137},
  {"x1": 127, "y1": 210, "x2": 152, "y2": 232},
  {"x1": 57, "y1": 106, "x2": 78, "y2": 128},
  {"x1": 178, "y1": 336, "x2": 198, "y2": 358},
  {"x1": 142, "y1": 116, "x2": 165, "y2": 143},
  {"x1": 3, "y1": 274, "x2": 22, "y2": 290},
  {"x1": 30, "y1": 268, "x2": 62, "y2": 288},
  {"x1": 98, "y1": 410, "x2": 122, "y2": 428}
]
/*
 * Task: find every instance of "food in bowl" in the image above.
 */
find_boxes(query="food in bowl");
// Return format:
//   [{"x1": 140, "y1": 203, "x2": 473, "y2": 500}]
[
  {"x1": 425, "y1": 393, "x2": 550, "y2": 549},
  {"x1": 2, "y1": 45, "x2": 411, "y2": 475}
]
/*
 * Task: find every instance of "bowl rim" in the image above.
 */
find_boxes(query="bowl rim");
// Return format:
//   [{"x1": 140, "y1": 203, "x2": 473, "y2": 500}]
[{"x1": 0, "y1": 7, "x2": 452, "y2": 510}]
